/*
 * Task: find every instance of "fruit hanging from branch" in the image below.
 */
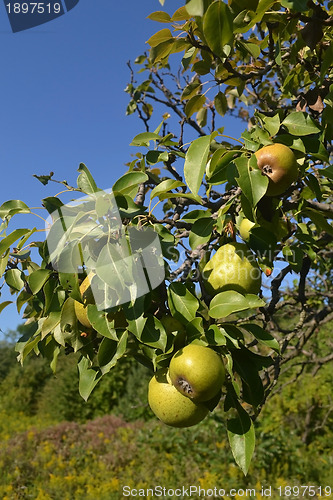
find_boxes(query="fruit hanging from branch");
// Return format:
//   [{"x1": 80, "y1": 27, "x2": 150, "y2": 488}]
[
  {"x1": 169, "y1": 344, "x2": 225, "y2": 402},
  {"x1": 202, "y1": 242, "x2": 261, "y2": 296},
  {"x1": 148, "y1": 368, "x2": 209, "y2": 428},
  {"x1": 255, "y1": 144, "x2": 299, "y2": 197}
]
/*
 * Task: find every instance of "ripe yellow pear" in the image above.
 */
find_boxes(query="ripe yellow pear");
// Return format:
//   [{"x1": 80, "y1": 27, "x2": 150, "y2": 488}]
[
  {"x1": 74, "y1": 273, "x2": 95, "y2": 329},
  {"x1": 169, "y1": 344, "x2": 225, "y2": 402},
  {"x1": 148, "y1": 369, "x2": 209, "y2": 428},
  {"x1": 202, "y1": 242, "x2": 261, "y2": 296},
  {"x1": 255, "y1": 143, "x2": 298, "y2": 197}
]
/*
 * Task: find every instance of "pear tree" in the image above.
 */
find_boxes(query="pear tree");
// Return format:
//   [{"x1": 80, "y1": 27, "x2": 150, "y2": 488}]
[{"x1": 1, "y1": 0, "x2": 333, "y2": 474}]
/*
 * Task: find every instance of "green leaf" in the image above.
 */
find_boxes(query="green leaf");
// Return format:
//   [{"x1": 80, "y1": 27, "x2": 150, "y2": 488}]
[
  {"x1": 246, "y1": 226, "x2": 277, "y2": 257},
  {"x1": 130, "y1": 132, "x2": 161, "y2": 147},
  {"x1": 321, "y1": 44, "x2": 333, "y2": 82},
  {"x1": 0, "y1": 253, "x2": 10, "y2": 280},
  {"x1": 0, "y1": 300, "x2": 12, "y2": 314},
  {"x1": 205, "y1": 324, "x2": 227, "y2": 346},
  {"x1": 139, "y1": 316, "x2": 167, "y2": 350},
  {"x1": 127, "y1": 315, "x2": 147, "y2": 341},
  {"x1": 196, "y1": 108, "x2": 207, "y2": 128},
  {"x1": 77, "y1": 163, "x2": 99, "y2": 194},
  {"x1": 5, "y1": 269, "x2": 25, "y2": 292},
  {"x1": 262, "y1": 113, "x2": 281, "y2": 137},
  {"x1": 168, "y1": 282, "x2": 199, "y2": 323},
  {"x1": 281, "y1": 0, "x2": 308, "y2": 11},
  {"x1": 78, "y1": 356, "x2": 102, "y2": 401},
  {"x1": 214, "y1": 92, "x2": 228, "y2": 117},
  {"x1": 206, "y1": 150, "x2": 241, "y2": 185},
  {"x1": 16, "y1": 333, "x2": 41, "y2": 364},
  {"x1": 224, "y1": 353, "x2": 241, "y2": 396},
  {"x1": 185, "y1": 94, "x2": 206, "y2": 118},
  {"x1": 42, "y1": 196, "x2": 64, "y2": 215},
  {"x1": 242, "y1": 323, "x2": 280, "y2": 353},
  {"x1": 227, "y1": 405, "x2": 256, "y2": 475},
  {"x1": 209, "y1": 291, "x2": 265, "y2": 319},
  {"x1": 238, "y1": 40, "x2": 261, "y2": 59},
  {"x1": 87, "y1": 306, "x2": 120, "y2": 341},
  {"x1": 98, "y1": 331, "x2": 128, "y2": 375},
  {"x1": 181, "y1": 209, "x2": 211, "y2": 223},
  {"x1": 184, "y1": 135, "x2": 211, "y2": 196},
  {"x1": 147, "y1": 11, "x2": 171, "y2": 23},
  {"x1": 303, "y1": 208, "x2": 333, "y2": 237},
  {"x1": 59, "y1": 272, "x2": 81, "y2": 302},
  {"x1": 172, "y1": 6, "x2": 192, "y2": 21},
  {"x1": 112, "y1": 172, "x2": 148, "y2": 198},
  {"x1": 146, "y1": 150, "x2": 169, "y2": 165},
  {"x1": 33, "y1": 173, "x2": 54, "y2": 186},
  {"x1": 235, "y1": 0, "x2": 276, "y2": 32},
  {"x1": 0, "y1": 229, "x2": 31, "y2": 256},
  {"x1": 282, "y1": 112, "x2": 321, "y2": 136},
  {"x1": 232, "y1": 348, "x2": 270, "y2": 406},
  {"x1": 189, "y1": 217, "x2": 214, "y2": 249},
  {"x1": 146, "y1": 28, "x2": 173, "y2": 47},
  {"x1": 16, "y1": 289, "x2": 32, "y2": 314},
  {"x1": 235, "y1": 156, "x2": 268, "y2": 207},
  {"x1": 157, "y1": 192, "x2": 202, "y2": 204},
  {"x1": 185, "y1": 0, "x2": 204, "y2": 17},
  {"x1": 282, "y1": 245, "x2": 304, "y2": 272},
  {"x1": 149, "y1": 39, "x2": 175, "y2": 63},
  {"x1": 28, "y1": 269, "x2": 52, "y2": 295},
  {"x1": 41, "y1": 311, "x2": 61, "y2": 337},
  {"x1": 318, "y1": 166, "x2": 333, "y2": 180},
  {"x1": 150, "y1": 179, "x2": 185, "y2": 201},
  {"x1": 181, "y1": 81, "x2": 202, "y2": 101},
  {"x1": 0, "y1": 200, "x2": 31, "y2": 219},
  {"x1": 60, "y1": 298, "x2": 78, "y2": 335},
  {"x1": 203, "y1": 1, "x2": 233, "y2": 57}
]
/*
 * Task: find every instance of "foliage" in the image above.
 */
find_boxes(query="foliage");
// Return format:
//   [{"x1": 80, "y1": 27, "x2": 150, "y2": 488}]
[
  {"x1": 0, "y1": 0, "x2": 333, "y2": 472},
  {"x1": 0, "y1": 337, "x2": 146, "y2": 423},
  {"x1": 0, "y1": 404, "x2": 332, "y2": 500}
]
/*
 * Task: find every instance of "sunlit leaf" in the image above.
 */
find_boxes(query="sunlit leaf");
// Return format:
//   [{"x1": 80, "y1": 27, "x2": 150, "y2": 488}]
[
  {"x1": 227, "y1": 404, "x2": 256, "y2": 475},
  {"x1": 209, "y1": 291, "x2": 265, "y2": 319},
  {"x1": 184, "y1": 135, "x2": 211, "y2": 196},
  {"x1": 203, "y1": 1, "x2": 233, "y2": 57}
]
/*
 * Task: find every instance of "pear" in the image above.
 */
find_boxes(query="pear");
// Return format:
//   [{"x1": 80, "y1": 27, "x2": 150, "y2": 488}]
[
  {"x1": 148, "y1": 368, "x2": 209, "y2": 428},
  {"x1": 169, "y1": 344, "x2": 225, "y2": 402},
  {"x1": 202, "y1": 242, "x2": 261, "y2": 296},
  {"x1": 255, "y1": 143, "x2": 298, "y2": 197}
]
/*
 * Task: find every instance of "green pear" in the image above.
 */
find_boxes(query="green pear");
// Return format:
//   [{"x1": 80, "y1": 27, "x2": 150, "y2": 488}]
[
  {"x1": 202, "y1": 242, "x2": 261, "y2": 296},
  {"x1": 169, "y1": 344, "x2": 225, "y2": 402},
  {"x1": 148, "y1": 369, "x2": 209, "y2": 428}
]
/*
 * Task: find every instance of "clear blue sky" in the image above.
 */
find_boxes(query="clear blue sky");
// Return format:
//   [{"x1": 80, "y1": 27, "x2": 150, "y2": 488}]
[{"x1": 0, "y1": 0, "x2": 245, "y2": 334}]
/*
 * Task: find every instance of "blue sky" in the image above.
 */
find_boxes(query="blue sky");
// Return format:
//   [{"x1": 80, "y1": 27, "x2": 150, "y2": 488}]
[{"x1": 0, "y1": 0, "x2": 245, "y2": 334}]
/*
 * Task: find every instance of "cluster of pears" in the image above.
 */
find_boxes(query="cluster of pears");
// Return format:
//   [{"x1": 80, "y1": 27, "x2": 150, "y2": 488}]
[
  {"x1": 148, "y1": 344, "x2": 225, "y2": 427},
  {"x1": 201, "y1": 144, "x2": 299, "y2": 293}
]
